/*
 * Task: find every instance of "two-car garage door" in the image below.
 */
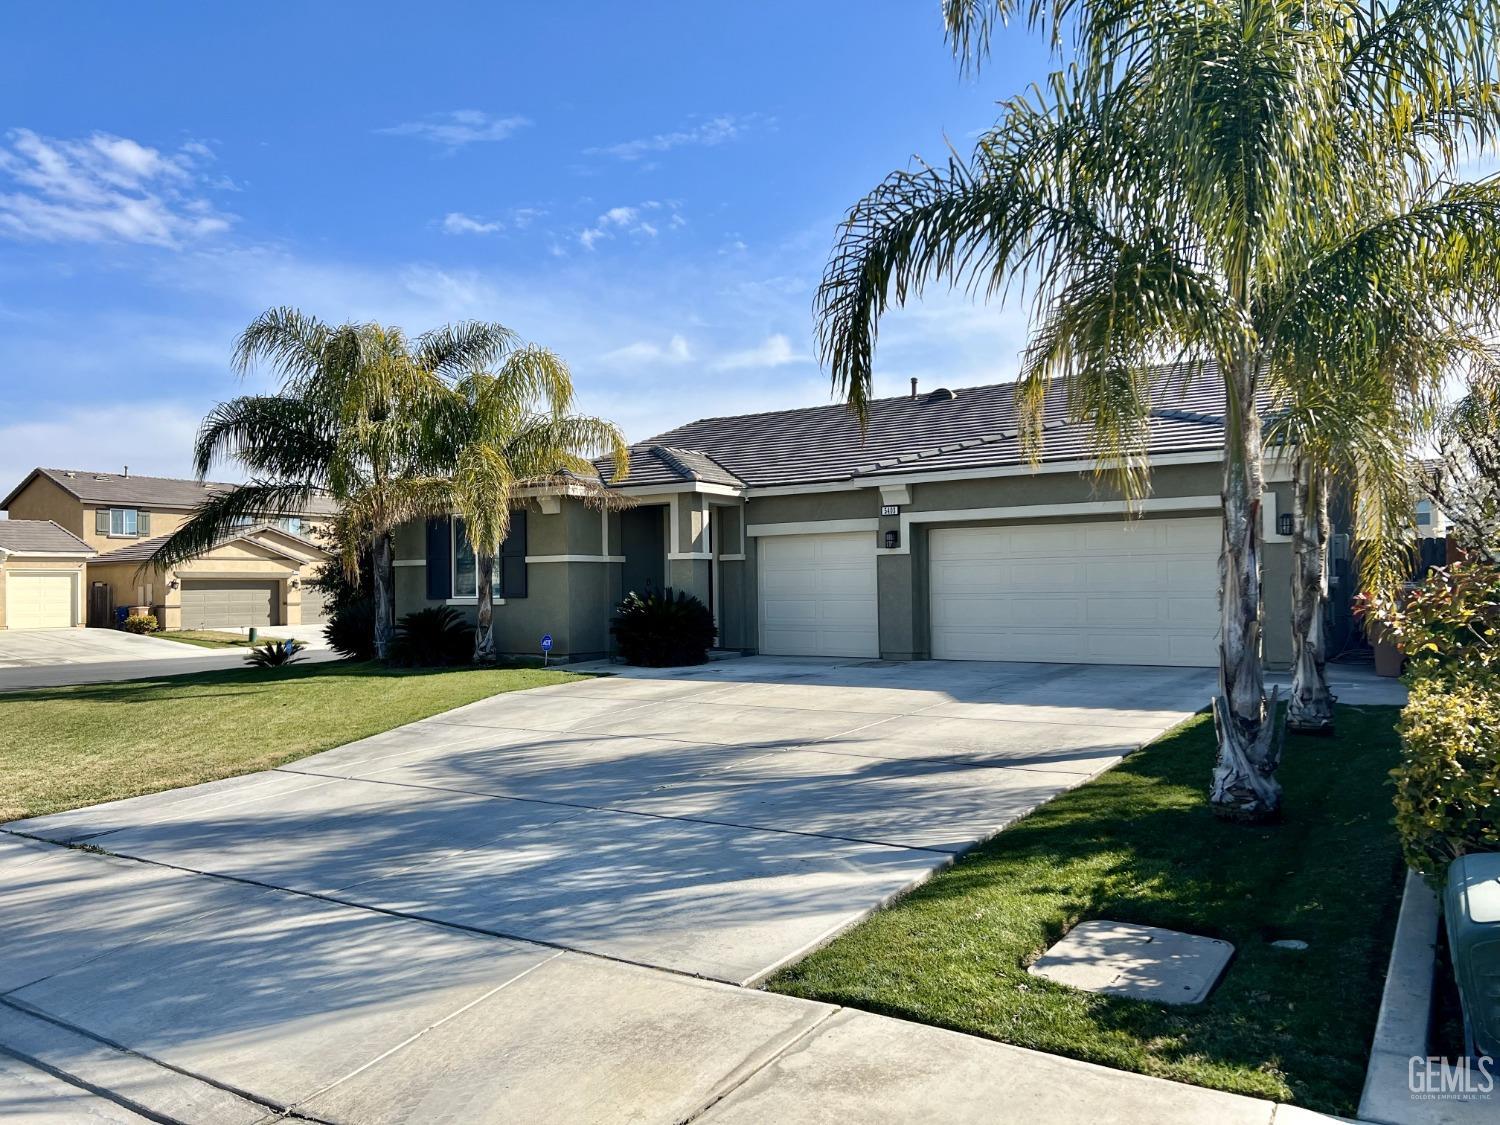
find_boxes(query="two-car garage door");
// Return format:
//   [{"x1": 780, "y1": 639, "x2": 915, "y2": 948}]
[
  {"x1": 179, "y1": 580, "x2": 278, "y2": 630},
  {"x1": 928, "y1": 517, "x2": 1220, "y2": 667}
]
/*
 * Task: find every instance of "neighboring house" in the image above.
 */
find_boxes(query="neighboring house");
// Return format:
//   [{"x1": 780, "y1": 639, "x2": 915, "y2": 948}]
[
  {"x1": 393, "y1": 368, "x2": 1311, "y2": 669},
  {"x1": 0, "y1": 467, "x2": 337, "y2": 630},
  {"x1": 0, "y1": 521, "x2": 94, "y2": 629}
]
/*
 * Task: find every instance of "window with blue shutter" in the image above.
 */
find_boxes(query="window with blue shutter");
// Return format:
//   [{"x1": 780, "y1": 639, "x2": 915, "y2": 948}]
[
  {"x1": 498, "y1": 510, "x2": 527, "y2": 599},
  {"x1": 425, "y1": 517, "x2": 452, "y2": 600}
]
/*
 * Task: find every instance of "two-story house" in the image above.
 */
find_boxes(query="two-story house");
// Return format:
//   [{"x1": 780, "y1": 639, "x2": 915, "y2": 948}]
[{"x1": 0, "y1": 467, "x2": 337, "y2": 630}]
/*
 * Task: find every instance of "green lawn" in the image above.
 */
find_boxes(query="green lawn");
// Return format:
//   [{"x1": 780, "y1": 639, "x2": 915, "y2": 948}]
[
  {"x1": 154, "y1": 630, "x2": 291, "y2": 649},
  {"x1": 768, "y1": 705, "x2": 1405, "y2": 1116},
  {"x1": 0, "y1": 661, "x2": 581, "y2": 822}
]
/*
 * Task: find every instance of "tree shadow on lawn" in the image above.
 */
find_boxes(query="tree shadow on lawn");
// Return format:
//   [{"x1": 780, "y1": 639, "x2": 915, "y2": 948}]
[
  {"x1": 769, "y1": 706, "x2": 1406, "y2": 1115},
  {"x1": 1, "y1": 659, "x2": 579, "y2": 707}
]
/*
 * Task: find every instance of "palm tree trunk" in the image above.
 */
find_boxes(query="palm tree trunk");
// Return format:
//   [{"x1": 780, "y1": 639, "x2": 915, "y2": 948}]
[
  {"x1": 1209, "y1": 356, "x2": 1283, "y2": 822},
  {"x1": 1287, "y1": 456, "x2": 1335, "y2": 734},
  {"x1": 372, "y1": 531, "x2": 394, "y2": 661},
  {"x1": 474, "y1": 553, "x2": 497, "y2": 664}
]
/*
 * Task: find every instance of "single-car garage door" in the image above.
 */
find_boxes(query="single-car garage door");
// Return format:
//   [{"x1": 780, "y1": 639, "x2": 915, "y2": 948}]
[
  {"x1": 5, "y1": 572, "x2": 76, "y2": 629},
  {"x1": 758, "y1": 531, "x2": 878, "y2": 657},
  {"x1": 179, "y1": 580, "x2": 278, "y2": 630},
  {"x1": 929, "y1": 517, "x2": 1220, "y2": 667}
]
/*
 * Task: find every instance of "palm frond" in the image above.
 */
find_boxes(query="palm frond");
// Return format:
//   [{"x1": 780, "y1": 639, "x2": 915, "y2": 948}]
[
  {"x1": 415, "y1": 321, "x2": 520, "y2": 381},
  {"x1": 149, "y1": 482, "x2": 319, "y2": 570}
]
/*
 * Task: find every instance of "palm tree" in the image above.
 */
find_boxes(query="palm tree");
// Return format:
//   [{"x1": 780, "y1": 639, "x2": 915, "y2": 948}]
[
  {"x1": 422, "y1": 348, "x2": 631, "y2": 662},
  {"x1": 817, "y1": 0, "x2": 1500, "y2": 820},
  {"x1": 153, "y1": 310, "x2": 518, "y2": 659}
]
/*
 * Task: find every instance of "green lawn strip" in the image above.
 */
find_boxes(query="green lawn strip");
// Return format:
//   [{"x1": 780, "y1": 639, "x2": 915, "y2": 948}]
[
  {"x1": 768, "y1": 705, "x2": 1404, "y2": 1116},
  {"x1": 0, "y1": 661, "x2": 581, "y2": 822},
  {"x1": 154, "y1": 630, "x2": 291, "y2": 649}
]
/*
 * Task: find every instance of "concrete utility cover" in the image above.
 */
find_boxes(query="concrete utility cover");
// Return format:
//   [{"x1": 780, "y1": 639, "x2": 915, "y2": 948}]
[{"x1": 1028, "y1": 920, "x2": 1233, "y2": 1005}]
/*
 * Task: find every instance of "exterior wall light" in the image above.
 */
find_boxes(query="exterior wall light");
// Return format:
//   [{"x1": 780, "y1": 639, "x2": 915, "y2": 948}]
[
  {"x1": 883, "y1": 530, "x2": 900, "y2": 549},
  {"x1": 1276, "y1": 513, "x2": 1294, "y2": 537}
]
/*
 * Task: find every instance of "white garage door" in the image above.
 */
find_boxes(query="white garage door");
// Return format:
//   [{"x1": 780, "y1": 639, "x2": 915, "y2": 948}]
[
  {"x1": 5, "y1": 572, "x2": 76, "y2": 629},
  {"x1": 758, "y1": 532, "x2": 879, "y2": 657},
  {"x1": 929, "y1": 518, "x2": 1220, "y2": 667}
]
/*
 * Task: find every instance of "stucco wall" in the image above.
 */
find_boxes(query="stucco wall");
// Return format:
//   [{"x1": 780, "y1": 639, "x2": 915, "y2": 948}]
[
  {"x1": 3, "y1": 475, "x2": 84, "y2": 534},
  {"x1": 392, "y1": 500, "x2": 619, "y2": 661}
]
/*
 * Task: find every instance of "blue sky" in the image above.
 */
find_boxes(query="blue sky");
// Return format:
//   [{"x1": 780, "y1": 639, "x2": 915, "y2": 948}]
[{"x1": 0, "y1": 3, "x2": 1051, "y2": 489}]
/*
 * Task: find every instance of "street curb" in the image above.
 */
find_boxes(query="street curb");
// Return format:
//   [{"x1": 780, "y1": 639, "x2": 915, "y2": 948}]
[{"x1": 1354, "y1": 870, "x2": 1492, "y2": 1125}]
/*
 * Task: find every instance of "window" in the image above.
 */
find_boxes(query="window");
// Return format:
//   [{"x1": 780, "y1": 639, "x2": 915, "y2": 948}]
[
  {"x1": 109, "y1": 508, "x2": 138, "y2": 536},
  {"x1": 1416, "y1": 500, "x2": 1433, "y2": 527},
  {"x1": 451, "y1": 518, "x2": 498, "y2": 600},
  {"x1": 425, "y1": 513, "x2": 525, "y2": 601}
]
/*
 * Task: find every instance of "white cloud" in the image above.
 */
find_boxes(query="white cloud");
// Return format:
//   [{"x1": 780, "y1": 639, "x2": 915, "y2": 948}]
[
  {"x1": 441, "y1": 211, "x2": 504, "y2": 235},
  {"x1": 603, "y1": 334, "x2": 693, "y2": 365},
  {"x1": 588, "y1": 114, "x2": 764, "y2": 161},
  {"x1": 0, "y1": 129, "x2": 233, "y2": 247},
  {"x1": 379, "y1": 110, "x2": 531, "y2": 148},
  {"x1": 712, "y1": 333, "x2": 805, "y2": 371},
  {"x1": 579, "y1": 201, "x2": 678, "y2": 250},
  {"x1": 0, "y1": 401, "x2": 209, "y2": 494}
]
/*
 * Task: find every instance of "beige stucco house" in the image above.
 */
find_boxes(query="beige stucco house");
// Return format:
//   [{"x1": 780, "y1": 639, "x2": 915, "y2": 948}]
[{"x1": 0, "y1": 467, "x2": 337, "y2": 630}]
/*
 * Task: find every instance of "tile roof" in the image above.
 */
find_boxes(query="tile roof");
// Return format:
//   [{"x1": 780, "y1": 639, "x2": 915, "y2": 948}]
[
  {"x1": 597, "y1": 445, "x2": 744, "y2": 488},
  {"x1": 606, "y1": 364, "x2": 1233, "y2": 490},
  {"x1": 92, "y1": 523, "x2": 329, "y2": 564},
  {"x1": 0, "y1": 520, "x2": 94, "y2": 555},
  {"x1": 1, "y1": 468, "x2": 340, "y2": 516}
]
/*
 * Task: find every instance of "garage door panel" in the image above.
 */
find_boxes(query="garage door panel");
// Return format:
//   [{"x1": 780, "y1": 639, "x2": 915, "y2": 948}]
[
  {"x1": 758, "y1": 532, "x2": 878, "y2": 658},
  {"x1": 1166, "y1": 558, "x2": 1219, "y2": 590},
  {"x1": 930, "y1": 518, "x2": 1220, "y2": 668},
  {"x1": 5, "y1": 573, "x2": 75, "y2": 629},
  {"x1": 180, "y1": 580, "x2": 277, "y2": 630}
]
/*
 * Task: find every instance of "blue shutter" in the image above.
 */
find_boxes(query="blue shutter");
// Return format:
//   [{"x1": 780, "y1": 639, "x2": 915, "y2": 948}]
[
  {"x1": 425, "y1": 517, "x2": 452, "y2": 600},
  {"x1": 499, "y1": 510, "x2": 527, "y2": 599}
]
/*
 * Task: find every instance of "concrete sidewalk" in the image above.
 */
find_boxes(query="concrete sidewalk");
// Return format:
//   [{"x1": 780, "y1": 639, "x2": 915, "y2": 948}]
[{"x1": 0, "y1": 836, "x2": 1332, "y2": 1124}]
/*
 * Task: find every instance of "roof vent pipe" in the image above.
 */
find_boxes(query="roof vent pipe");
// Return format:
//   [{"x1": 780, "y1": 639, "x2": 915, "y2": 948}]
[
  {"x1": 910, "y1": 378, "x2": 918, "y2": 398},
  {"x1": 123, "y1": 465, "x2": 129, "y2": 478}
]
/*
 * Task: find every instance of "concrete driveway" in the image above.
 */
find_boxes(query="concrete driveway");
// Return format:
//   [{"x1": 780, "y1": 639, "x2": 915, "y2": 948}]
[{"x1": 1, "y1": 657, "x2": 1314, "y2": 1124}]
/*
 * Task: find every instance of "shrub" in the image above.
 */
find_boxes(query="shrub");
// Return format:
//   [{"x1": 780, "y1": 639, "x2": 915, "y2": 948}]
[
  {"x1": 245, "y1": 639, "x2": 306, "y2": 668},
  {"x1": 324, "y1": 597, "x2": 377, "y2": 660},
  {"x1": 386, "y1": 606, "x2": 471, "y2": 667},
  {"x1": 1359, "y1": 561, "x2": 1500, "y2": 687},
  {"x1": 121, "y1": 614, "x2": 158, "y2": 634},
  {"x1": 610, "y1": 588, "x2": 716, "y2": 666},
  {"x1": 1393, "y1": 676, "x2": 1500, "y2": 882}
]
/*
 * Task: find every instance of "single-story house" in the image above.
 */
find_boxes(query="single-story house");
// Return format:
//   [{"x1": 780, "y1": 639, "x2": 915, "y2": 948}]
[
  {"x1": 0, "y1": 521, "x2": 95, "y2": 629},
  {"x1": 393, "y1": 370, "x2": 1313, "y2": 669},
  {"x1": 0, "y1": 467, "x2": 337, "y2": 630}
]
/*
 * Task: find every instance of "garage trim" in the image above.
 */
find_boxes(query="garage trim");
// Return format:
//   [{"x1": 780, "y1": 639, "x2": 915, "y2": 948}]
[{"x1": 879, "y1": 495, "x2": 1221, "y2": 554}]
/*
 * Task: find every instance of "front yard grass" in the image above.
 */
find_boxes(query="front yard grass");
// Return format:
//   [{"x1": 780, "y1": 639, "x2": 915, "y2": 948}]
[
  {"x1": 768, "y1": 704, "x2": 1405, "y2": 1117},
  {"x1": 154, "y1": 630, "x2": 290, "y2": 649},
  {"x1": 0, "y1": 661, "x2": 581, "y2": 822}
]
